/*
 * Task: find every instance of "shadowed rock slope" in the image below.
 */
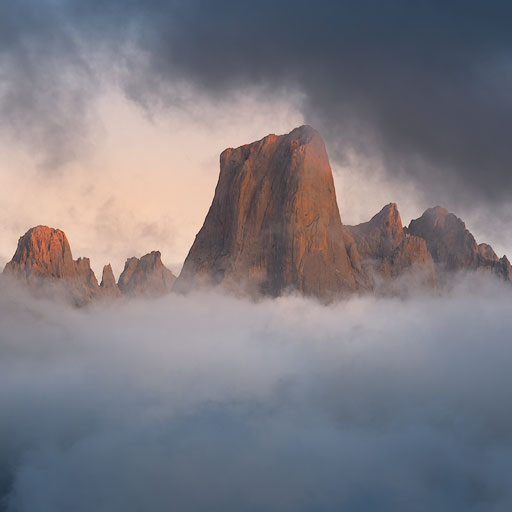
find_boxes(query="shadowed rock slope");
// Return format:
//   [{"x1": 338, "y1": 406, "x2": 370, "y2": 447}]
[
  {"x1": 347, "y1": 203, "x2": 436, "y2": 285},
  {"x1": 408, "y1": 206, "x2": 511, "y2": 280},
  {"x1": 100, "y1": 264, "x2": 122, "y2": 298},
  {"x1": 175, "y1": 125, "x2": 369, "y2": 299},
  {"x1": 118, "y1": 251, "x2": 176, "y2": 298}
]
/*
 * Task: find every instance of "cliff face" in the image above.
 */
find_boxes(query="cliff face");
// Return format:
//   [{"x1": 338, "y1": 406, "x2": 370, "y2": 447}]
[
  {"x1": 3, "y1": 227, "x2": 174, "y2": 304},
  {"x1": 348, "y1": 203, "x2": 435, "y2": 283},
  {"x1": 408, "y1": 207, "x2": 480, "y2": 270},
  {"x1": 407, "y1": 206, "x2": 510, "y2": 281},
  {"x1": 175, "y1": 125, "x2": 368, "y2": 299},
  {"x1": 477, "y1": 243, "x2": 512, "y2": 280},
  {"x1": 100, "y1": 264, "x2": 122, "y2": 298},
  {"x1": 4, "y1": 128, "x2": 511, "y2": 305},
  {"x1": 118, "y1": 251, "x2": 175, "y2": 297},
  {"x1": 3, "y1": 226, "x2": 102, "y2": 305}
]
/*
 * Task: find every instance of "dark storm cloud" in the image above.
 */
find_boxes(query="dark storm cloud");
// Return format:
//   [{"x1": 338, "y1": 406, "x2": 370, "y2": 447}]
[
  {"x1": 0, "y1": 2, "x2": 95, "y2": 168},
  {"x1": 119, "y1": 0, "x2": 512, "y2": 206},
  {"x1": 2, "y1": 1, "x2": 512, "y2": 205}
]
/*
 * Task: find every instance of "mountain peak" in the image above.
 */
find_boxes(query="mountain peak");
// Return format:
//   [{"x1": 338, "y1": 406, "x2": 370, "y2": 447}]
[
  {"x1": 348, "y1": 203, "x2": 435, "y2": 282},
  {"x1": 100, "y1": 264, "x2": 121, "y2": 298},
  {"x1": 368, "y1": 203, "x2": 402, "y2": 229},
  {"x1": 3, "y1": 225, "x2": 102, "y2": 305},
  {"x1": 409, "y1": 207, "x2": 478, "y2": 270},
  {"x1": 118, "y1": 251, "x2": 175, "y2": 297},
  {"x1": 4, "y1": 225, "x2": 75, "y2": 280},
  {"x1": 287, "y1": 124, "x2": 320, "y2": 143},
  {"x1": 176, "y1": 125, "x2": 368, "y2": 299}
]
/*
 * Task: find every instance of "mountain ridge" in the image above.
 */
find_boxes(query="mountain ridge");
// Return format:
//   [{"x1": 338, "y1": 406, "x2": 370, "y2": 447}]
[
  {"x1": 3, "y1": 126, "x2": 510, "y2": 304},
  {"x1": 2, "y1": 226, "x2": 176, "y2": 305}
]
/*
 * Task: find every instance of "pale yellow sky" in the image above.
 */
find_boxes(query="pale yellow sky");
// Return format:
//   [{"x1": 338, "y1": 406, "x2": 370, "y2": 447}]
[{"x1": 0, "y1": 87, "x2": 508, "y2": 279}]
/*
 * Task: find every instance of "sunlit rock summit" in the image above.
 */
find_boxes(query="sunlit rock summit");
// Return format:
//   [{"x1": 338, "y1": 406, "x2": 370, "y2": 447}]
[
  {"x1": 3, "y1": 226, "x2": 102, "y2": 305},
  {"x1": 175, "y1": 125, "x2": 369, "y2": 299},
  {"x1": 2, "y1": 226, "x2": 175, "y2": 304}
]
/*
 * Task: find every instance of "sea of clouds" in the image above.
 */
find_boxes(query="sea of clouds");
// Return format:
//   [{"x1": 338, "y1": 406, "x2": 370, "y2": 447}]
[{"x1": 1, "y1": 275, "x2": 512, "y2": 511}]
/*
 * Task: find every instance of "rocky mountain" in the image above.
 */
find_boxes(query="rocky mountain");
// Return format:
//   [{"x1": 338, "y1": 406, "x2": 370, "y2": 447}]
[
  {"x1": 408, "y1": 206, "x2": 511, "y2": 280},
  {"x1": 3, "y1": 127, "x2": 511, "y2": 304},
  {"x1": 100, "y1": 264, "x2": 122, "y2": 298},
  {"x1": 3, "y1": 226, "x2": 175, "y2": 304},
  {"x1": 476, "y1": 243, "x2": 512, "y2": 280},
  {"x1": 175, "y1": 125, "x2": 369, "y2": 300},
  {"x1": 347, "y1": 203, "x2": 436, "y2": 284},
  {"x1": 3, "y1": 226, "x2": 101, "y2": 305},
  {"x1": 118, "y1": 251, "x2": 176, "y2": 297},
  {"x1": 408, "y1": 207, "x2": 480, "y2": 270}
]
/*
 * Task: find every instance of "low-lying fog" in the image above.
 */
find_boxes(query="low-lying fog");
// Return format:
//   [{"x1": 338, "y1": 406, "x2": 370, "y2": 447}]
[{"x1": 1, "y1": 275, "x2": 512, "y2": 511}]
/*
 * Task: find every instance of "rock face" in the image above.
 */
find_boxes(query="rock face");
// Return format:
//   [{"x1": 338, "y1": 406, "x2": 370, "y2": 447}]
[
  {"x1": 408, "y1": 206, "x2": 511, "y2": 282},
  {"x1": 100, "y1": 264, "x2": 122, "y2": 298},
  {"x1": 175, "y1": 125, "x2": 368, "y2": 299},
  {"x1": 3, "y1": 226, "x2": 175, "y2": 304},
  {"x1": 3, "y1": 226, "x2": 101, "y2": 305},
  {"x1": 477, "y1": 243, "x2": 512, "y2": 280},
  {"x1": 408, "y1": 207, "x2": 480, "y2": 270},
  {"x1": 4, "y1": 128, "x2": 511, "y2": 304},
  {"x1": 4, "y1": 226, "x2": 76, "y2": 280},
  {"x1": 478, "y1": 243, "x2": 498, "y2": 262},
  {"x1": 348, "y1": 203, "x2": 435, "y2": 282},
  {"x1": 118, "y1": 251, "x2": 176, "y2": 297}
]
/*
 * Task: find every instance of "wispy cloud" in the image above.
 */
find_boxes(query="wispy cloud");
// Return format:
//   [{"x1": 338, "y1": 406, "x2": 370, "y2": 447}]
[{"x1": 1, "y1": 275, "x2": 512, "y2": 510}]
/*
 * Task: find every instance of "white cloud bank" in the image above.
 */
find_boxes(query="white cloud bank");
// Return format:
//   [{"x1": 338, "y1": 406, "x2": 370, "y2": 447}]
[{"x1": 1, "y1": 276, "x2": 512, "y2": 511}]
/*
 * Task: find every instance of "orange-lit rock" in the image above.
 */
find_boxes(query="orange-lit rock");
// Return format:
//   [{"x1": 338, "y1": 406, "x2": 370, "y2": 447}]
[
  {"x1": 3, "y1": 225, "x2": 102, "y2": 305},
  {"x1": 4, "y1": 226, "x2": 76, "y2": 280},
  {"x1": 175, "y1": 125, "x2": 369, "y2": 299}
]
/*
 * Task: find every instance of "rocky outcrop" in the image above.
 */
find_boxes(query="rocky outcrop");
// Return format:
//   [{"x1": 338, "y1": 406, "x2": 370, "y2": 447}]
[
  {"x1": 175, "y1": 125, "x2": 369, "y2": 299},
  {"x1": 3, "y1": 226, "x2": 102, "y2": 305},
  {"x1": 408, "y1": 207, "x2": 480, "y2": 270},
  {"x1": 4, "y1": 226, "x2": 76, "y2": 280},
  {"x1": 497, "y1": 256, "x2": 512, "y2": 281},
  {"x1": 100, "y1": 264, "x2": 122, "y2": 298},
  {"x1": 118, "y1": 251, "x2": 175, "y2": 297},
  {"x1": 4, "y1": 226, "x2": 176, "y2": 304},
  {"x1": 408, "y1": 206, "x2": 511, "y2": 282},
  {"x1": 348, "y1": 203, "x2": 436, "y2": 283},
  {"x1": 477, "y1": 243, "x2": 512, "y2": 280},
  {"x1": 478, "y1": 243, "x2": 498, "y2": 263}
]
